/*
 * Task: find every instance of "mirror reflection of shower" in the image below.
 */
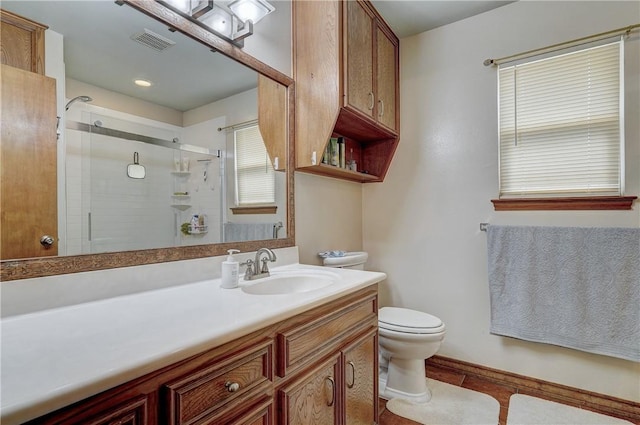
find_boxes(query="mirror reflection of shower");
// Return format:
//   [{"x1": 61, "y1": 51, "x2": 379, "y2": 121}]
[{"x1": 65, "y1": 95, "x2": 93, "y2": 110}]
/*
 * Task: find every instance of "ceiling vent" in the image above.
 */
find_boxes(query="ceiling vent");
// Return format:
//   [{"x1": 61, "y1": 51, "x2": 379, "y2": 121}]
[{"x1": 131, "y1": 29, "x2": 176, "y2": 52}]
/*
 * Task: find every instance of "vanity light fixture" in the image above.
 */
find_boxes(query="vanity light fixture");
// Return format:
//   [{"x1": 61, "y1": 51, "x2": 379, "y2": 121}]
[
  {"x1": 158, "y1": 0, "x2": 265, "y2": 47},
  {"x1": 228, "y1": 0, "x2": 274, "y2": 24}
]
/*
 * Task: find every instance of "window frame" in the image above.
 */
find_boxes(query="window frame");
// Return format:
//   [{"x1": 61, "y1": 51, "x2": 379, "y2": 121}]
[
  {"x1": 233, "y1": 124, "x2": 276, "y2": 208},
  {"x1": 493, "y1": 38, "x2": 636, "y2": 210}
]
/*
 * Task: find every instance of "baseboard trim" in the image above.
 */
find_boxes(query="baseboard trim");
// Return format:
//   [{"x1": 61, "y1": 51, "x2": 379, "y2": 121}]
[{"x1": 427, "y1": 355, "x2": 640, "y2": 422}]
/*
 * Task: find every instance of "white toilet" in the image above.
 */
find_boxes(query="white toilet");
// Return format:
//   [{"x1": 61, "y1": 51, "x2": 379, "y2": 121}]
[
  {"x1": 378, "y1": 307, "x2": 445, "y2": 402},
  {"x1": 322, "y1": 251, "x2": 446, "y2": 403}
]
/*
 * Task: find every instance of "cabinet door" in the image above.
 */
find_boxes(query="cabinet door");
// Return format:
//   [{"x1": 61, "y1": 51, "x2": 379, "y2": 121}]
[
  {"x1": 343, "y1": 329, "x2": 378, "y2": 425},
  {"x1": 376, "y1": 25, "x2": 398, "y2": 132},
  {"x1": 279, "y1": 354, "x2": 340, "y2": 425},
  {"x1": 1, "y1": 64, "x2": 58, "y2": 260},
  {"x1": 345, "y1": 0, "x2": 374, "y2": 119},
  {"x1": 0, "y1": 10, "x2": 46, "y2": 74}
]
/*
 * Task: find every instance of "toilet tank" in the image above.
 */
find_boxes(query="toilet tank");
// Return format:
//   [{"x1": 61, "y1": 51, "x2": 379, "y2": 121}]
[{"x1": 322, "y1": 252, "x2": 368, "y2": 270}]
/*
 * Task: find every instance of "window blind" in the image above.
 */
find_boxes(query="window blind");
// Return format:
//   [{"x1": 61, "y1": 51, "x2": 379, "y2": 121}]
[
  {"x1": 234, "y1": 125, "x2": 275, "y2": 205},
  {"x1": 498, "y1": 40, "x2": 623, "y2": 197}
]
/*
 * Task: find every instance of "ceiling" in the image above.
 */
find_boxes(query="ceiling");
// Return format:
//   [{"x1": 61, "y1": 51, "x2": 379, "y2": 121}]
[
  {"x1": 373, "y1": 1, "x2": 514, "y2": 38},
  {"x1": 1, "y1": 0, "x2": 263, "y2": 111},
  {"x1": 2, "y1": 1, "x2": 514, "y2": 112}
]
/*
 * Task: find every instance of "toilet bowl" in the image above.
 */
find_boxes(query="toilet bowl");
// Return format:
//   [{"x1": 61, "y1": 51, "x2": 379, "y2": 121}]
[
  {"x1": 321, "y1": 252, "x2": 446, "y2": 403},
  {"x1": 378, "y1": 307, "x2": 446, "y2": 403}
]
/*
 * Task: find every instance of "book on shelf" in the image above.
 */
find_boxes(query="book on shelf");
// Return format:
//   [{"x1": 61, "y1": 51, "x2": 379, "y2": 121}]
[
  {"x1": 322, "y1": 141, "x2": 330, "y2": 164},
  {"x1": 329, "y1": 137, "x2": 339, "y2": 166},
  {"x1": 338, "y1": 137, "x2": 345, "y2": 168},
  {"x1": 322, "y1": 137, "x2": 351, "y2": 169}
]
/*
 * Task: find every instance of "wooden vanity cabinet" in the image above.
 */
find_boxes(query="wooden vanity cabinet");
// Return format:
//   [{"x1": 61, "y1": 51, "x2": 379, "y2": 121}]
[
  {"x1": 26, "y1": 286, "x2": 378, "y2": 425},
  {"x1": 275, "y1": 290, "x2": 378, "y2": 425},
  {"x1": 293, "y1": 0, "x2": 399, "y2": 183}
]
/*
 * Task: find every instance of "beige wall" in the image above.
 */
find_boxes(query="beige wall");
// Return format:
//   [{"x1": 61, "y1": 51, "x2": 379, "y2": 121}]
[
  {"x1": 363, "y1": 1, "x2": 640, "y2": 401},
  {"x1": 295, "y1": 172, "x2": 363, "y2": 265}
]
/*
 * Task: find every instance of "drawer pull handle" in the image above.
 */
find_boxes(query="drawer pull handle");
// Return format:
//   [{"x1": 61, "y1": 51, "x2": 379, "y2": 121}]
[
  {"x1": 347, "y1": 361, "x2": 356, "y2": 388},
  {"x1": 325, "y1": 376, "x2": 335, "y2": 406},
  {"x1": 225, "y1": 381, "x2": 240, "y2": 392}
]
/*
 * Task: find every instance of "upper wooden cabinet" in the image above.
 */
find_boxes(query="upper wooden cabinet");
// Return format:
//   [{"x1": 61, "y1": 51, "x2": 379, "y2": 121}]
[
  {"x1": 0, "y1": 9, "x2": 46, "y2": 74},
  {"x1": 258, "y1": 74, "x2": 288, "y2": 171},
  {"x1": 294, "y1": 0, "x2": 400, "y2": 183},
  {"x1": 345, "y1": 0, "x2": 397, "y2": 133}
]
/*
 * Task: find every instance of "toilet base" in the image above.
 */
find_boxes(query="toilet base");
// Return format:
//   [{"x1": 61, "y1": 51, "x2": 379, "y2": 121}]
[{"x1": 379, "y1": 358, "x2": 433, "y2": 403}]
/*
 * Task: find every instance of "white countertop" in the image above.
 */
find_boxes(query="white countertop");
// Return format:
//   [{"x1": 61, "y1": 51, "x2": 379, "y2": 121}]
[{"x1": 0, "y1": 263, "x2": 386, "y2": 424}]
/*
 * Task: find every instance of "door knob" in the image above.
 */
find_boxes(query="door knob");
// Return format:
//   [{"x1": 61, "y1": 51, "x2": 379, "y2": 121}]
[{"x1": 40, "y1": 235, "x2": 55, "y2": 247}]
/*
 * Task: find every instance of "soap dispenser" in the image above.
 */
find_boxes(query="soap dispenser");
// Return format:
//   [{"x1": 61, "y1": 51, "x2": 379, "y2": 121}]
[{"x1": 221, "y1": 249, "x2": 240, "y2": 289}]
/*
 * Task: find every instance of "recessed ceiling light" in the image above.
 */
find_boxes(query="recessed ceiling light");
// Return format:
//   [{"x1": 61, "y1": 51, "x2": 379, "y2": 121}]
[{"x1": 134, "y1": 79, "x2": 153, "y2": 87}]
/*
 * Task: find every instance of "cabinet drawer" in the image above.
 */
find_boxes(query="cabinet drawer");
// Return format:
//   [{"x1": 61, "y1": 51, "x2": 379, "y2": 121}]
[
  {"x1": 164, "y1": 340, "x2": 273, "y2": 425},
  {"x1": 205, "y1": 396, "x2": 274, "y2": 425},
  {"x1": 83, "y1": 397, "x2": 148, "y2": 425},
  {"x1": 277, "y1": 294, "x2": 377, "y2": 377}
]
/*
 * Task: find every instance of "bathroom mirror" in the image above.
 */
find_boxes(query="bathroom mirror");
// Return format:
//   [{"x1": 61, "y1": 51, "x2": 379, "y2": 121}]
[{"x1": 0, "y1": 0, "x2": 294, "y2": 280}]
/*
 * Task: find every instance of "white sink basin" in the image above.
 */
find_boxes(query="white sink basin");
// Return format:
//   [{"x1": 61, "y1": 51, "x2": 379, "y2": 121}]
[{"x1": 240, "y1": 269, "x2": 339, "y2": 295}]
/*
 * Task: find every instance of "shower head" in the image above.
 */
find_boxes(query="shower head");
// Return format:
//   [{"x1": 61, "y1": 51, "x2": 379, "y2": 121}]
[{"x1": 65, "y1": 95, "x2": 93, "y2": 110}]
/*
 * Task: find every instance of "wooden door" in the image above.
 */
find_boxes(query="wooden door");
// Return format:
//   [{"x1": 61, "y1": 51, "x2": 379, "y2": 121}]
[
  {"x1": 279, "y1": 354, "x2": 340, "y2": 425},
  {"x1": 376, "y1": 25, "x2": 398, "y2": 132},
  {"x1": 1, "y1": 64, "x2": 58, "y2": 259},
  {"x1": 343, "y1": 329, "x2": 377, "y2": 425},
  {"x1": 344, "y1": 0, "x2": 374, "y2": 119}
]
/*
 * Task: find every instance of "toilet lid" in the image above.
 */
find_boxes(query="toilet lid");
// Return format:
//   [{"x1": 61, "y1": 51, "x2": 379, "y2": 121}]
[
  {"x1": 322, "y1": 251, "x2": 368, "y2": 267},
  {"x1": 379, "y1": 307, "x2": 444, "y2": 334}
]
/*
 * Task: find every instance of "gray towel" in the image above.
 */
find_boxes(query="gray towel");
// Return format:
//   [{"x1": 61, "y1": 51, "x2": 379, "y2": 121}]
[
  {"x1": 487, "y1": 225, "x2": 640, "y2": 362},
  {"x1": 224, "y1": 222, "x2": 274, "y2": 242}
]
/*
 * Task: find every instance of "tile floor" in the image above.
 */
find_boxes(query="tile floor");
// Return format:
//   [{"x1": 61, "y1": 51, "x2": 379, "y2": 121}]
[{"x1": 377, "y1": 363, "x2": 640, "y2": 425}]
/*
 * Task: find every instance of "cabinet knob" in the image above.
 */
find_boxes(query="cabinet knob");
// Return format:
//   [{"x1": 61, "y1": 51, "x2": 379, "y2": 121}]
[
  {"x1": 40, "y1": 235, "x2": 55, "y2": 247},
  {"x1": 368, "y1": 92, "x2": 375, "y2": 110},
  {"x1": 325, "y1": 376, "x2": 335, "y2": 406},
  {"x1": 225, "y1": 381, "x2": 240, "y2": 392},
  {"x1": 347, "y1": 361, "x2": 356, "y2": 388}
]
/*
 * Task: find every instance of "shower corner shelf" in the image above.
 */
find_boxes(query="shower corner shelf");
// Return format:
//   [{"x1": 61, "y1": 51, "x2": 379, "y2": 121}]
[
  {"x1": 189, "y1": 225, "x2": 208, "y2": 235},
  {"x1": 171, "y1": 204, "x2": 191, "y2": 211}
]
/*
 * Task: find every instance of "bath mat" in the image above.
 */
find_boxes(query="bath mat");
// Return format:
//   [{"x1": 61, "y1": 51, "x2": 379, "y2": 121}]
[
  {"x1": 507, "y1": 394, "x2": 633, "y2": 425},
  {"x1": 385, "y1": 379, "x2": 500, "y2": 425}
]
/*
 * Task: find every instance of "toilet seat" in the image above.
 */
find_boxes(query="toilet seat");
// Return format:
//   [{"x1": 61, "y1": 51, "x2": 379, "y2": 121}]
[{"x1": 379, "y1": 307, "x2": 445, "y2": 334}]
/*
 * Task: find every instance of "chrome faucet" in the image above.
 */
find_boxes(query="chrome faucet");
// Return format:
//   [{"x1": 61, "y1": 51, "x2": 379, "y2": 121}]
[{"x1": 243, "y1": 248, "x2": 277, "y2": 281}]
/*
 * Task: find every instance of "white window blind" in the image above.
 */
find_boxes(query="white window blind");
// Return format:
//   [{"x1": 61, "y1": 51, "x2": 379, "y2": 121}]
[
  {"x1": 234, "y1": 125, "x2": 275, "y2": 205},
  {"x1": 498, "y1": 39, "x2": 623, "y2": 197}
]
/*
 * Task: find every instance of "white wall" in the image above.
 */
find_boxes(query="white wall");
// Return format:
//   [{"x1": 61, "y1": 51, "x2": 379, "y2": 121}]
[{"x1": 363, "y1": 1, "x2": 640, "y2": 401}]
